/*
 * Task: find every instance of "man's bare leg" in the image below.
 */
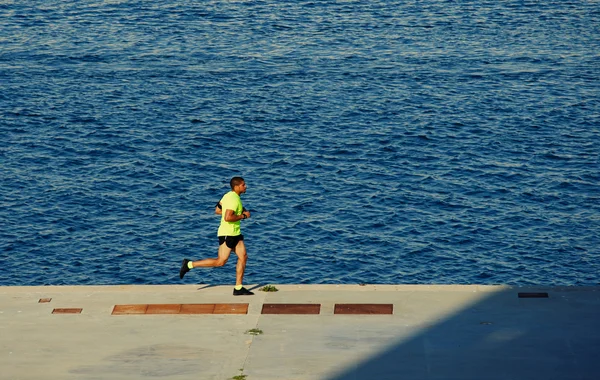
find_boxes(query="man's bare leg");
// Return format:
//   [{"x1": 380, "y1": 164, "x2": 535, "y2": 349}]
[
  {"x1": 179, "y1": 243, "x2": 231, "y2": 279},
  {"x1": 232, "y1": 241, "x2": 253, "y2": 295},
  {"x1": 233, "y1": 240, "x2": 247, "y2": 286},
  {"x1": 193, "y1": 243, "x2": 232, "y2": 268}
]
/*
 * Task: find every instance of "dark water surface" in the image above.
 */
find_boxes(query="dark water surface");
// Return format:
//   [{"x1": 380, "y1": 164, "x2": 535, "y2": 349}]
[{"x1": 1, "y1": 1, "x2": 599, "y2": 286}]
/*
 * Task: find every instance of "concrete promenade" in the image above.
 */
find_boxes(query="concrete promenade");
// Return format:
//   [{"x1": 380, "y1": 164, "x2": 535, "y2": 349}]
[{"x1": 1, "y1": 284, "x2": 599, "y2": 380}]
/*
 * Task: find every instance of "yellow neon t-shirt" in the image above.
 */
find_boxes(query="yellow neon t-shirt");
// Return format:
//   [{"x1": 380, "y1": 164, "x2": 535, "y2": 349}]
[{"x1": 217, "y1": 191, "x2": 243, "y2": 236}]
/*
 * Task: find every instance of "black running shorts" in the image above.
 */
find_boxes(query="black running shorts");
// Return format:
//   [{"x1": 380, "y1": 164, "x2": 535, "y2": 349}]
[{"x1": 218, "y1": 235, "x2": 244, "y2": 249}]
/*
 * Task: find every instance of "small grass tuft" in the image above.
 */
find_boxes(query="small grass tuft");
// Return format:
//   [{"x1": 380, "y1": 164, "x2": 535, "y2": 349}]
[
  {"x1": 245, "y1": 328, "x2": 263, "y2": 335},
  {"x1": 260, "y1": 285, "x2": 279, "y2": 292},
  {"x1": 232, "y1": 375, "x2": 247, "y2": 380}
]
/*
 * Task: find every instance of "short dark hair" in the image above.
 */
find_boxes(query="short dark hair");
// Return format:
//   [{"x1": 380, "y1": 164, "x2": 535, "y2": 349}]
[{"x1": 230, "y1": 177, "x2": 245, "y2": 189}]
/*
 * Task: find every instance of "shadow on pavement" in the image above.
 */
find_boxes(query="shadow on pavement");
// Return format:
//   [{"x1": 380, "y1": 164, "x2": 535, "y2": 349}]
[{"x1": 326, "y1": 287, "x2": 600, "y2": 380}]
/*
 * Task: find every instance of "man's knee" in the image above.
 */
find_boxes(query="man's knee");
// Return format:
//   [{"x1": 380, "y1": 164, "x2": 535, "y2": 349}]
[
  {"x1": 215, "y1": 258, "x2": 228, "y2": 267},
  {"x1": 234, "y1": 249, "x2": 247, "y2": 260}
]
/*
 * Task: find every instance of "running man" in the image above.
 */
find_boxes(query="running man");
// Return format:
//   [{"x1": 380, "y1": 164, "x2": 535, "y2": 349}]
[{"x1": 179, "y1": 177, "x2": 254, "y2": 296}]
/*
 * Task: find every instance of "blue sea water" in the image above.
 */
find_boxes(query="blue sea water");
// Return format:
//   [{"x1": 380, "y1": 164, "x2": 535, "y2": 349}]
[{"x1": 1, "y1": 0, "x2": 599, "y2": 286}]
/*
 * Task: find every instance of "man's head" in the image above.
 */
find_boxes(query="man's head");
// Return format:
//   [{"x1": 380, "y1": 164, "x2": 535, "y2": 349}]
[{"x1": 230, "y1": 177, "x2": 247, "y2": 194}]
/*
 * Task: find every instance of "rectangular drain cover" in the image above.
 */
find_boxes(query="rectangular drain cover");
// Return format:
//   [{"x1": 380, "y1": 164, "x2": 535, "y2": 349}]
[
  {"x1": 518, "y1": 292, "x2": 549, "y2": 298},
  {"x1": 111, "y1": 304, "x2": 248, "y2": 315},
  {"x1": 112, "y1": 304, "x2": 148, "y2": 315},
  {"x1": 52, "y1": 308, "x2": 82, "y2": 314},
  {"x1": 261, "y1": 304, "x2": 321, "y2": 314},
  {"x1": 334, "y1": 304, "x2": 393, "y2": 315}
]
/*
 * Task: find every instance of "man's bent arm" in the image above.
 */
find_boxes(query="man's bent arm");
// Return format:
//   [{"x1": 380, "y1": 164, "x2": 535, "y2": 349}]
[{"x1": 224, "y1": 209, "x2": 249, "y2": 222}]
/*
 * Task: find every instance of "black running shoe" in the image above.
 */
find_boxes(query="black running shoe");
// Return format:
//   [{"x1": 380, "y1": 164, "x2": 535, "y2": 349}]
[
  {"x1": 179, "y1": 259, "x2": 190, "y2": 279},
  {"x1": 233, "y1": 287, "x2": 254, "y2": 296}
]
